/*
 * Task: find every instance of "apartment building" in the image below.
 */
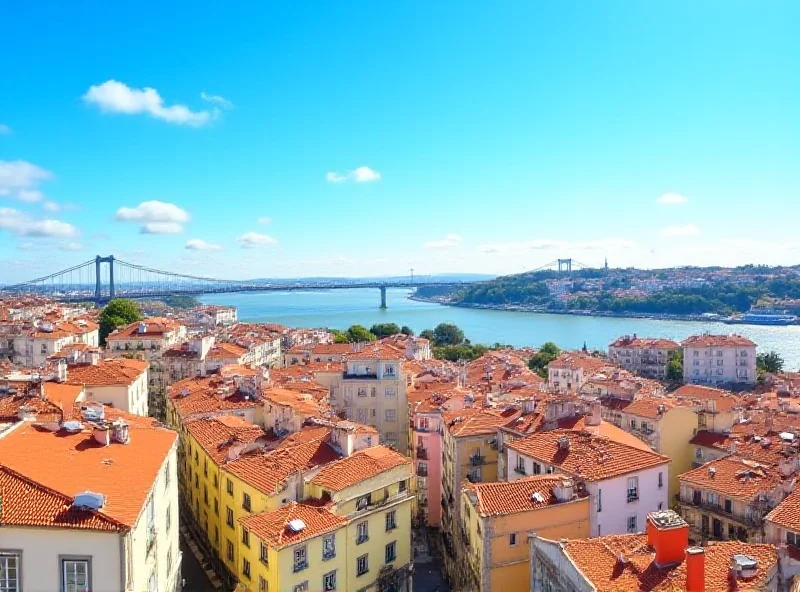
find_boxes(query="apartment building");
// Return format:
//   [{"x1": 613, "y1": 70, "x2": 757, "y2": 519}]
[
  {"x1": 507, "y1": 429, "x2": 670, "y2": 538},
  {"x1": 66, "y1": 358, "x2": 150, "y2": 416},
  {"x1": 676, "y1": 457, "x2": 792, "y2": 544},
  {"x1": 682, "y1": 333, "x2": 757, "y2": 386},
  {"x1": 547, "y1": 353, "x2": 611, "y2": 393},
  {"x1": 190, "y1": 305, "x2": 238, "y2": 327},
  {"x1": 283, "y1": 342, "x2": 353, "y2": 366},
  {"x1": 319, "y1": 343, "x2": 409, "y2": 451},
  {"x1": 460, "y1": 476, "x2": 590, "y2": 592},
  {"x1": 608, "y1": 334, "x2": 679, "y2": 378},
  {"x1": 765, "y1": 489, "x2": 800, "y2": 553},
  {"x1": 105, "y1": 318, "x2": 187, "y2": 356},
  {"x1": 529, "y1": 510, "x2": 781, "y2": 591},
  {"x1": 0, "y1": 406, "x2": 180, "y2": 592}
]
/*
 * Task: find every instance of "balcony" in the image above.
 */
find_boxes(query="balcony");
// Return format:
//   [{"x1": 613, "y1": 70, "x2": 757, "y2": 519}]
[
  {"x1": 347, "y1": 491, "x2": 413, "y2": 519},
  {"x1": 470, "y1": 454, "x2": 486, "y2": 466},
  {"x1": 293, "y1": 560, "x2": 308, "y2": 573},
  {"x1": 343, "y1": 371, "x2": 378, "y2": 380},
  {"x1": 514, "y1": 466, "x2": 527, "y2": 476},
  {"x1": 467, "y1": 473, "x2": 481, "y2": 483},
  {"x1": 416, "y1": 448, "x2": 429, "y2": 460},
  {"x1": 357, "y1": 533, "x2": 369, "y2": 545},
  {"x1": 146, "y1": 527, "x2": 157, "y2": 557},
  {"x1": 417, "y1": 466, "x2": 428, "y2": 477},
  {"x1": 675, "y1": 495, "x2": 762, "y2": 527},
  {"x1": 415, "y1": 424, "x2": 432, "y2": 433}
]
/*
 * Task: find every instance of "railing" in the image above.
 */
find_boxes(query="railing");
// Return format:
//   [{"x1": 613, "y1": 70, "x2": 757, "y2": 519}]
[
  {"x1": 514, "y1": 466, "x2": 527, "y2": 475},
  {"x1": 346, "y1": 491, "x2": 413, "y2": 519},
  {"x1": 293, "y1": 560, "x2": 308, "y2": 573},
  {"x1": 343, "y1": 372, "x2": 378, "y2": 380},
  {"x1": 627, "y1": 491, "x2": 639, "y2": 503},
  {"x1": 416, "y1": 448, "x2": 429, "y2": 460},
  {"x1": 417, "y1": 466, "x2": 428, "y2": 477},
  {"x1": 470, "y1": 455, "x2": 486, "y2": 466},
  {"x1": 357, "y1": 533, "x2": 369, "y2": 545},
  {"x1": 675, "y1": 495, "x2": 762, "y2": 527},
  {"x1": 415, "y1": 425, "x2": 432, "y2": 432}
]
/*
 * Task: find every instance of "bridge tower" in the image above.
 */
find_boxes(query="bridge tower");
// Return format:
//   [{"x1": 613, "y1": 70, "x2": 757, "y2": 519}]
[
  {"x1": 94, "y1": 255, "x2": 116, "y2": 301},
  {"x1": 379, "y1": 286, "x2": 387, "y2": 309},
  {"x1": 557, "y1": 258, "x2": 573, "y2": 274}
]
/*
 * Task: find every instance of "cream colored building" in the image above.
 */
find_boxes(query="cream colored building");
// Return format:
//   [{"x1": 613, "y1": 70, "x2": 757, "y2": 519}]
[
  {"x1": 66, "y1": 358, "x2": 150, "y2": 417},
  {"x1": 608, "y1": 335, "x2": 679, "y2": 379},
  {"x1": 682, "y1": 333, "x2": 757, "y2": 386}
]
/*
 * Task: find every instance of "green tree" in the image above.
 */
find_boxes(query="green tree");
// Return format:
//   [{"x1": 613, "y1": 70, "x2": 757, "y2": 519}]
[
  {"x1": 419, "y1": 329, "x2": 435, "y2": 342},
  {"x1": 400, "y1": 325, "x2": 414, "y2": 336},
  {"x1": 666, "y1": 349, "x2": 683, "y2": 381},
  {"x1": 345, "y1": 325, "x2": 377, "y2": 343},
  {"x1": 331, "y1": 329, "x2": 349, "y2": 343},
  {"x1": 432, "y1": 323, "x2": 465, "y2": 346},
  {"x1": 99, "y1": 298, "x2": 142, "y2": 345},
  {"x1": 757, "y1": 351, "x2": 784, "y2": 374},
  {"x1": 528, "y1": 341, "x2": 560, "y2": 378},
  {"x1": 369, "y1": 323, "x2": 401, "y2": 338}
]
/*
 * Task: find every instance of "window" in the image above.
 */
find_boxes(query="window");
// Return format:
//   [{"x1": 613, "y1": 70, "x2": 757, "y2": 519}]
[
  {"x1": 385, "y1": 541, "x2": 397, "y2": 563},
  {"x1": 259, "y1": 576, "x2": 268, "y2": 591},
  {"x1": 242, "y1": 558, "x2": 251, "y2": 579},
  {"x1": 357, "y1": 521, "x2": 369, "y2": 544},
  {"x1": 242, "y1": 529, "x2": 250, "y2": 547},
  {"x1": 385, "y1": 409, "x2": 397, "y2": 422},
  {"x1": 214, "y1": 525, "x2": 219, "y2": 543},
  {"x1": 695, "y1": 447, "x2": 703, "y2": 459},
  {"x1": 243, "y1": 492, "x2": 252, "y2": 512},
  {"x1": 533, "y1": 462, "x2": 541, "y2": 475},
  {"x1": 509, "y1": 533, "x2": 518, "y2": 546},
  {"x1": 385, "y1": 387, "x2": 396, "y2": 397},
  {"x1": 204, "y1": 458, "x2": 208, "y2": 476},
  {"x1": 399, "y1": 480, "x2": 407, "y2": 493},
  {"x1": 62, "y1": 557, "x2": 91, "y2": 592},
  {"x1": 164, "y1": 459, "x2": 171, "y2": 488},
  {"x1": 357, "y1": 388, "x2": 367, "y2": 397},
  {"x1": 658, "y1": 472, "x2": 663, "y2": 489},
  {"x1": 515, "y1": 456, "x2": 526, "y2": 475},
  {"x1": 323, "y1": 534, "x2": 336, "y2": 560},
  {"x1": 214, "y1": 499, "x2": 219, "y2": 515},
  {"x1": 357, "y1": 554, "x2": 369, "y2": 576},
  {"x1": 294, "y1": 546, "x2": 308, "y2": 572},
  {"x1": 166, "y1": 548, "x2": 173, "y2": 576},
  {"x1": 0, "y1": 552, "x2": 20, "y2": 592},
  {"x1": 356, "y1": 494, "x2": 371, "y2": 510},
  {"x1": 725, "y1": 499, "x2": 732, "y2": 513},
  {"x1": 213, "y1": 474, "x2": 218, "y2": 488},
  {"x1": 627, "y1": 515, "x2": 637, "y2": 533},
  {"x1": 226, "y1": 540, "x2": 234, "y2": 561},
  {"x1": 226, "y1": 507, "x2": 234, "y2": 527},
  {"x1": 148, "y1": 571, "x2": 158, "y2": 592},
  {"x1": 323, "y1": 570, "x2": 337, "y2": 591},
  {"x1": 627, "y1": 477, "x2": 639, "y2": 502},
  {"x1": 597, "y1": 488, "x2": 602, "y2": 512},
  {"x1": 293, "y1": 583, "x2": 308, "y2": 592},
  {"x1": 386, "y1": 510, "x2": 397, "y2": 531},
  {"x1": 194, "y1": 451, "x2": 199, "y2": 463},
  {"x1": 204, "y1": 485, "x2": 209, "y2": 504},
  {"x1": 227, "y1": 478, "x2": 234, "y2": 495},
  {"x1": 166, "y1": 505, "x2": 171, "y2": 532},
  {"x1": 260, "y1": 542, "x2": 269, "y2": 564},
  {"x1": 787, "y1": 531, "x2": 799, "y2": 547}
]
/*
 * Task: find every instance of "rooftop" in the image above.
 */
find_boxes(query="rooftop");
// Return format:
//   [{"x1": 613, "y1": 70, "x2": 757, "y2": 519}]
[
  {"x1": 310, "y1": 445, "x2": 410, "y2": 492},
  {"x1": 66, "y1": 358, "x2": 148, "y2": 387},
  {"x1": 678, "y1": 457, "x2": 784, "y2": 500},
  {"x1": 464, "y1": 475, "x2": 587, "y2": 516},
  {"x1": 681, "y1": 333, "x2": 757, "y2": 348},
  {"x1": 766, "y1": 488, "x2": 800, "y2": 532},
  {"x1": 240, "y1": 502, "x2": 347, "y2": 549}
]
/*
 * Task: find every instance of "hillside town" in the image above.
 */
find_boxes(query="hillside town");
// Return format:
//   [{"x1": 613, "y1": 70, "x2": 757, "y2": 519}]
[{"x1": 4, "y1": 296, "x2": 800, "y2": 592}]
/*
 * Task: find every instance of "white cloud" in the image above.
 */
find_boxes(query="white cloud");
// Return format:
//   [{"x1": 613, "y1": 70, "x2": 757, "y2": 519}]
[
  {"x1": 116, "y1": 200, "x2": 190, "y2": 233},
  {"x1": 83, "y1": 80, "x2": 215, "y2": 127},
  {"x1": 200, "y1": 92, "x2": 233, "y2": 109},
  {"x1": 478, "y1": 238, "x2": 636, "y2": 256},
  {"x1": 141, "y1": 222, "x2": 184, "y2": 234},
  {"x1": 661, "y1": 223, "x2": 700, "y2": 238},
  {"x1": 656, "y1": 192, "x2": 688, "y2": 205},
  {"x1": 17, "y1": 189, "x2": 44, "y2": 203},
  {"x1": 237, "y1": 232, "x2": 278, "y2": 248},
  {"x1": 186, "y1": 238, "x2": 223, "y2": 251},
  {"x1": 0, "y1": 124, "x2": 11, "y2": 134},
  {"x1": 59, "y1": 242, "x2": 85, "y2": 251},
  {"x1": 257, "y1": 216, "x2": 272, "y2": 224},
  {"x1": 424, "y1": 234, "x2": 463, "y2": 249},
  {"x1": 0, "y1": 207, "x2": 80, "y2": 238},
  {"x1": 325, "y1": 166, "x2": 381, "y2": 184},
  {"x1": 43, "y1": 200, "x2": 60, "y2": 212},
  {"x1": 0, "y1": 160, "x2": 53, "y2": 199}
]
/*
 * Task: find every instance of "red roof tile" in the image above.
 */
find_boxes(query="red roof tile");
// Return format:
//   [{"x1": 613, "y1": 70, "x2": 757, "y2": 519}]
[
  {"x1": 310, "y1": 446, "x2": 410, "y2": 492},
  {"x1": 240, "y1": 502, "x2": 347, "y2": 549}
]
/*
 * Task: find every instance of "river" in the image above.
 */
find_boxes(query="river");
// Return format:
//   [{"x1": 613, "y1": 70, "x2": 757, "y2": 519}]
[{"x1": 200, "y1": 289, "x2": 800, "y2": 370}]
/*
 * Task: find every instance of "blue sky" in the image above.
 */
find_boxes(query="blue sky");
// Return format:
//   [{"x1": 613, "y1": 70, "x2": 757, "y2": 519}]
[{"x1": 2, "y1": 1, "x2": 799, "y2": 282}]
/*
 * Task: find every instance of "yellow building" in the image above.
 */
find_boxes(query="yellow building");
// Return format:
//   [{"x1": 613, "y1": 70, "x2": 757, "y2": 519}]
[{"x1": 460, "y1": 475, "x2": 591, "y2": 592}]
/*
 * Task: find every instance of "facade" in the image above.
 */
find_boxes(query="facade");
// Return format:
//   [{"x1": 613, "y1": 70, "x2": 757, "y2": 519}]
[
  {"x1": 105, "y1": 318, "x2": 187, "y2": 356},
  {"x1": 460, "y1": 476, "x2": 590, "y2": 592},
  {"x1": 66, "y1": 358, "x2": 150, "y2": 416},
  {"x1": 529, "y1": 510, "x2": 781, "y2": 591},
  {"x1": 507, "y1": 429, "x2": 670, "y2": 538},
  {"x1": 547, "y1": 353, "x2": 611, "y2": 393},
  {"x1": 190, "y1": 305, "x2": 238, "y2": 327},
  {"x1": 608, "y1": 335, "x2": 679, "y2": 379},
  {"x1": 682, "y1": 333, "x2": 757, "y2": 385},
  {"x1": 766, "y1": 489, "x2": 800, "y2": 553},
  {"x1": 0, "y1": 406, "x2": 181, "y2": 592},
  {"x1": 411, "y1": 407, "x2": 445, "y2": 527}
]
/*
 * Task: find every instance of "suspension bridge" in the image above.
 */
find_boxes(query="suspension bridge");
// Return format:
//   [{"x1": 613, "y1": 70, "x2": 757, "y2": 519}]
[{"x1": 0, "y1": 255, "x2": 596, "y2": 306}]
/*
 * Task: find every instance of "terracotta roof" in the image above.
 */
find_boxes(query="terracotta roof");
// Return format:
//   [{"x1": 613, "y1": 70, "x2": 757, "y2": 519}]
[
  {"x1": 310, "y1": 343, "x2": 354, "y2": 356},
  {"x1": 673, "y1": 384, "x2": 739, "y2": 412},
  {"x1": 262, "y1": 387, "x2": 332, "y2": 418},
  {"x1": 562, "y1": 534, "x2": 777, "y2": 591},
  {"x1": 184, "y1": 416, "x2": 268, "y2": 464},
  {"x1": 622, "y1": 398, "x2": 674, "y2": 419},
  {"x1": 767, "y1": 489, "x2": 800, "y2": 532},
  {"x1": 678, "y1": 457, "x2": 783, "y2": 499},
  {"x1": 66, "y1": 358, "x2": 148, "y2": 387},
  {"x1": 207, "y1": 342, "x2": 247, "y2": 359},
  {"x1": 240, "y1": 502, "x2": 347, "y2": 549},
  {"x1": 0, "y1": 465, "x2": 125, "y2": 532},
  {"x1": 310, "y1": 446, "x2": 410, "y2": 491},
  {"x1": 465, "y1": 475, "x2": 587, "y2": 516},
  {"x1": 0, "y1": 388, "x2": 64, "y2": 423},
  {"x1": 549, "y1": 353, "x2": 611, "y2": 373},
  {"x1": 443, "y1": 408, "x2": 520, "y2": 438},
  {"x1": 346, "y1": 342, "x2": 405, "y2": 361},
  {"x1": 609, "y1": 336, "x2": 680, "y2": 349},
  {"x1": 42, "y1": 382, "x2": 85, "y2": 410},
  {"x1": 508, "y1": 429, "x2": 670, "y2": 481},
  {"x1": 106, "y1": 318, "x2": 182, "y2": 340},
  {"x1": 0, "y1": 412, "x2": 176, "y2": 527},
  {"x1": 168, "y1": 375, "x2": 258, "y2": 419},
  {"x1": 681, "y1": 333, "x2": 757, "y2": 348}
]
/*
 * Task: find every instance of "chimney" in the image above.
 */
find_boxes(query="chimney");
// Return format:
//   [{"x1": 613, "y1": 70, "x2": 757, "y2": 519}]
[
  {"x1": 646, "y1": 510, "x2": 689, "y2": 567},
  {"x1": 93, "y1": 423, "x2": 111, "y2": 447},
  {"x1": 685, "y1": 547, "x2": 705, "y2": 592},
  {"x1": 585, "y1": 400, "x2": 602, "y2": 427}
]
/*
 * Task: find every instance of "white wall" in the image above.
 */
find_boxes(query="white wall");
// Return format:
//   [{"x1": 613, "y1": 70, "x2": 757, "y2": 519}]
[
  {"x1": 684, "y1": 346, "x2": 756, "y2": 385},
  {"x1": 85, "y1": 371, "x2": 148, "y2": 417}
]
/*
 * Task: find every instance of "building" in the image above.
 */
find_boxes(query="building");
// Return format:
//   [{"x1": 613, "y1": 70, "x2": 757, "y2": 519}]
[
  {"x1": 507, "y1": 429, "x2": 670, "y2": 538},
  {"x1": 682, "y1": 333, "x2": 757, "y2": 386},
  {"x1": 0, "y1": 405, "x2": 181, "y2": 592},
  {"x1": 460, "y1": 475, "x2": 590, "y2": 592},
  {"x1": 66, "y1": 358, "x2": 150, "y2": 416},
  {"x1": 105, "y1": 318, "x2": 187, "y2": 357},
  {"x1": 547, "y1": 353, "x2": 611, "y2": 393},
  {"x1": 608, "y1": 334, "x2": 679, "y2": 379},
  {"x1": 675, "y1": 457, "x2": 791, "y2": 544},
  {"x1": 529, "y1": 510, "x2": 781, "y2": 591},
  {"x1": 765, "y1": 488, "x2": 800, "y2": 552},
  {"x1": 190, "y1": 305, "x2": 238, "y2": 327}
]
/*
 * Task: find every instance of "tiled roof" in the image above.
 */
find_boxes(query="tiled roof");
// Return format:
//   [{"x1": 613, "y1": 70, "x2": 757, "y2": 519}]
[
  {"x1": 465, "y1": 475, "x2": 587, "y2": 516},
  {"x1": 673, "y1": 384, "x2": 738, "y2": 412},
  {"x1": 206, "y1": 342, "x2": 247, "y2": 359},
  {"x1": 0, "y1": 388, "x2": 64, "y2": 423},
  {"x1": 310, "y1": 446, "x2": 410, "y2": 492},
  {"x1": 621, "y1": 398, "x2": 674, "y2": 419},
  {"x1": 609, "y1": 336, "x2": 679, "y2": 349},
  {"x1": 184, "y1": 416, "x2": 268, "y2": 464},
  {"x1": 678, "y1": 457, "x2": 783, "y2": 499},
  {"x1": 106, "y1": 317, "x2": 182, "y2": 340},
  {"x1": 262, "y1": 387, "x2": 332, "y2": 417},
  {"x1": 549, "y1": 353, "x2": 611, "y2": 373},
  {"x1": 443, "y1": 408, "x2": 520, "y2": 438},
  {"x1": 240, "y1": 502, "x2": 347, "y2": 549},
  {"x1": 346, "y1": 342, "x2": 405, "y2": 361},
  {"x1": 43, "y1": 382, "x2": 85, "y2": 410},
  {"x1": 66, "y1": 359, "x2": 148, "y2": 387},
  {"x1": 310, "y1": 343, "x2": 354, "y2": 356},
  {"x1": 0, "y1": 465, "x2": 125, "y2": 532},
  {"x1": 562, "y1": 534, "x2": 777, "y2": 592},
  {"x1": 681, "y1": 333, "x2": 757, "y2": 348},
  {"x1": 766, "y1": 489, "x2": 800, "y2": 531},
  {"x1": 168, "y1": 375, "x2": 258, "y2": 419},
  {"x1": 509, "y1": 429, "x2": 669, "y2": 481},
  {"x1": 691, "y1": 431, "x2": 799, "y2": 468},
  {"x1": 0, "y1": 412, "x2": 176, "y2": 527}
]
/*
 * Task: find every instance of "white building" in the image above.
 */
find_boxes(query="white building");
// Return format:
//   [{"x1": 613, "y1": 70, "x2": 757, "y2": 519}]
[
  {"x1": 681, "y1": 334, "x2": 757, "y2": 386},
  {"x1": 507, "y1": 429, "x2": 670, "y2": 537},
  {"x1": 608, "y1": 335, "x2": 679, "y2": 379},
  {"x1": 190, "y1": 305, "x2": 237, "y2": 327},
  {"x1": 0, "y1": 407, "x2": 181, "y2": 592},
  {"x1": 66, "y1": 358, "x2": 150, "y2": 417}
]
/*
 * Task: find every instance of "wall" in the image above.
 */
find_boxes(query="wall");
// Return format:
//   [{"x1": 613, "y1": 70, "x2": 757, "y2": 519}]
[
  {"x1": 412, "y1": 412, "x2": 443, "y2": 526},
  {"x1": 84, "y1": 370, "x2": 148, "y2": 417},
  {"x1": 684, "y1": 345, "x2": 756, "y2": 385},
  {"x1": 657, "y1": 407, "x2": 698, "y2": 499}
]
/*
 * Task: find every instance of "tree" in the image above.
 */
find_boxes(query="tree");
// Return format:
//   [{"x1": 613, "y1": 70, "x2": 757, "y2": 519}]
[
  {"x1": 331, "y1": 329, "x2": 349, "y2": 343},
  {"x1": 757, "y1": 351, "x2": 784, "y2": 374},
  {"x1": 528, "y1": 341, "x2": 560, "y2": 378},
  {"x1": 345, "y1": 325, "x2": 377, "y2": 343},
  {"x1": 400, "y1": 325, "x2": 414, "y2": 336},
  {"x1": 419, "y1": 329, "x2": 435, "y2": 342},
  {"x1": 432, "y1": 323, "x2": 465, "y2": 346},
  {"x1": 369, "y1": 323, "x2": 401, "y2": 339},
  {"x1": 99, "y1": 298, "x2": 142, "y2": 344},
  {"x1": 666, "y1": 349, "x2": 683, "y2": 381}
]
